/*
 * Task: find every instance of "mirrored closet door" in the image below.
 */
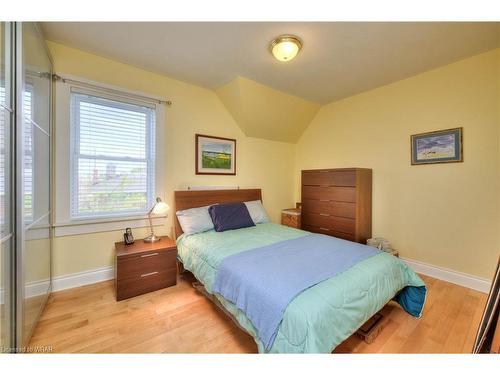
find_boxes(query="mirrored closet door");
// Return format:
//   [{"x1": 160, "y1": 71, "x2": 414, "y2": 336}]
[
  {"x1": 17, "y1": 22, "x2": 52, "y2": 347},
  {"x1": 0, "y1": 21, "x2": 52, "y2": 352},
  {"x1": 0, "y1": 21, "x2": 14, "y2": 352}
]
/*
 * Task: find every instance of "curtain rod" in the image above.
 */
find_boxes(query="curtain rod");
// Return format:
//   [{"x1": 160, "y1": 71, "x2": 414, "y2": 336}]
[{"x1": 52, "y1": 74, "x2": 172, "y2": 106}]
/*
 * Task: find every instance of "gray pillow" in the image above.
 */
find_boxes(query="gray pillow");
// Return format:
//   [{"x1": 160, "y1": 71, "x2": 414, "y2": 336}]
[
  {"x1": 176, "y1": 205, "x2": 215, "y2": 235},
  {"x1": 244, "y1": 200, "x2": 270, "y2": 224}
]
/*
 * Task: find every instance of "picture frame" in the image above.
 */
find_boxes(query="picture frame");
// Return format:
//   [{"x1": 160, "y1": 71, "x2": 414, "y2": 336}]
[
  {"x1": 195, "y1": 134, "x2": 236, "y2": 175},
  {"x1": 411, "y1": 127, "x2": 463, "y2": 165}
]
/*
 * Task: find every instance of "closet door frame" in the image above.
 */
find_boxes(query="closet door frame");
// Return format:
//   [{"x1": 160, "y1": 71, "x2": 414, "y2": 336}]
[
  {"x1": 13, "y1": 20, "x2": 25, "y2": 350},
  {"x1": 13, "y1": 21, "x2": 54, "y2": 350},
  {"x1": 1, "y1": 21, "x2": 15, "y2": 353}
]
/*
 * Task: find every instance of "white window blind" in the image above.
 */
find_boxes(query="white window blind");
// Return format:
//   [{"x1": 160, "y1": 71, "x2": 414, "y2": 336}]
[
  {"x1": 70, "y1": 90, "x2": 156, "y2": 219},
  {"x1": 0, "y1": 86, "x2": 7, "y2": 232},
  {"x1": 0, "y1": 86, "x2": 33, "y2": 221},
  {"x1": 23, "y1": 87, "x2": 33, "y2": 221}
]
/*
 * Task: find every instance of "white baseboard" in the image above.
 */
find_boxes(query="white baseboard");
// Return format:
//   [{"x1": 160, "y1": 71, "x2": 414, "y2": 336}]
[
  {"x1": 0, "y1": 267, "x2": 113, "y2": 302},
  {"x1": 1, "y1": 279, "x2": 52, "y2": 304},
  {"x1": 25, "y1": 279, "x2": 51, "y2": 298},
  {"x1": 52, "y1": 266, "x2": 115, "y2": 292},
  {"x1": 48, "y1": 258, "x2": 492, "y2": 295},
  {"x1": 402, "y1": 257, "x2": 492, "y2": 293}
]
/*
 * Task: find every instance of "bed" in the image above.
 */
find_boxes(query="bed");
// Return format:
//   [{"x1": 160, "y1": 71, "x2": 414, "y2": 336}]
[{"x1": 174, "y1": 189, "x2": 426, "y2": 353}]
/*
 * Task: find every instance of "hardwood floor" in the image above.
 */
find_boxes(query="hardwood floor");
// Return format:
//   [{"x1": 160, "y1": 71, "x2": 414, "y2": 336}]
[{"x1": 29, "y1": 273, "x2": 487, "y2": 353}]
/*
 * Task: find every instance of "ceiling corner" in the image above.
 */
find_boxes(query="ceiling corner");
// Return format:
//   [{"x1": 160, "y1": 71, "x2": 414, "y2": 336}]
[{"x1": 216, "y1": 76, "x2": 320, "y2": 143}]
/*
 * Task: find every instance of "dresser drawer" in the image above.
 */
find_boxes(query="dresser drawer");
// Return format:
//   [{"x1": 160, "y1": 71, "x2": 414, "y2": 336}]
[
  {"x1": 302, "y1": 170, "x2": 356, "y2": 187},
  {"x1": 301, "y1": 199, "x2": 356, "y2": 218},
  {"x1": 302, "y1": 186, "x2": 356, "y2": 202},
  {"x1": 116, "y1": 268, "x2": 177, "y2": 301},
  {"x1": 302, "y1": 213, "x2": 355, "y2": 234},
  {"x1": 303, "y1": 225, "x2": 356, "y2": 241},
  {"x1": 117, "y1": 250, "x2": 177, "y2": 281}
]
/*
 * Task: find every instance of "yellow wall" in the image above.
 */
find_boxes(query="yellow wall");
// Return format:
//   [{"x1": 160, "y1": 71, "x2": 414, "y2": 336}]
[
  {"x1": 48, "y1": 42, "x2": 296, "y2": 277},
  {"x1": 216, "y1": 76, "x2": 320, "y2": 142},
  {"x1": 295, "y1": 49, "x2": 500, "y2": 279},
  {"x1": 49, "y1": 40, "x2": 500, "y2": 281},
  {"x1": 25, "y1": 237, "x2": 50, "y2": 283}
]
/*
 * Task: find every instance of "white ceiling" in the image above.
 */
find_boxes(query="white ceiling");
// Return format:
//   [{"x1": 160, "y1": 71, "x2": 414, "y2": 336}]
[{"x1": 41, "y1": 22, "x2": 500, "y2": 104}]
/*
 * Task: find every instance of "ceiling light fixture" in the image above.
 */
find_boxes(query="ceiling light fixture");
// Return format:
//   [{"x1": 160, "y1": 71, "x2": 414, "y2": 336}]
[{"x1": 269, "y1": 35, "x2": 302, "y2": 62}]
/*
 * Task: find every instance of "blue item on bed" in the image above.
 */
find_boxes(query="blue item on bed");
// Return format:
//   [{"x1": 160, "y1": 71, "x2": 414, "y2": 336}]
[
  {"x1": 208, "y1": 202, "x2": 256, "y2": 232},
  {"x1": 213, "y1": 233, "x2": 383, "y2": 350}
]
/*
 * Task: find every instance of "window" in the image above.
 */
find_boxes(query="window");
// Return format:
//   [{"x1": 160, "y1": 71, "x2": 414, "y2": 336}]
[
  {"x1": 0, "y1": 85, "x2": 33, "y2": 222},
  {"x1": 0, "y1": 85, "x2": 8, "y2": 234},
  {"x1": 70, "y1": 90, "x2": 156, "y2": 219},
  {"x1": 23, "y1": 86, "x2": 33, "y2": 221},
  {"x1": 54, "y1": 78, "x2": 165, "y2": 236}
]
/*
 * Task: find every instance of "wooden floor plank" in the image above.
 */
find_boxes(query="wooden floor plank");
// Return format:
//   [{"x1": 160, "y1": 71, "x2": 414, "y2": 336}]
[{"x1": 29, "y1": 273, "x2": 487, "y2": 353}]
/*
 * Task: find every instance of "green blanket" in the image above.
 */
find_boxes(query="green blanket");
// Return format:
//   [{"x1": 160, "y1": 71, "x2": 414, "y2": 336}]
[{"x1": 177, "y1": 223, "x2": 425, "y2": 353}]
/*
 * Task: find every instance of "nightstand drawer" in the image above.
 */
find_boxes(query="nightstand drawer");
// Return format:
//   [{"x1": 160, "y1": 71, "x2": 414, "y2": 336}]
[
  {"x1": 282, "y1": 214, "x2": 299, "y2": 228},
  {"x1": 116, "y1": 268, "x2": 177, "y2": 301},
  {"x1": 281, "y1": 209, "x2": 301, "y2": 229},
  {"x1": 116, "y1": 250, "x2": 177, "y2": 281}
]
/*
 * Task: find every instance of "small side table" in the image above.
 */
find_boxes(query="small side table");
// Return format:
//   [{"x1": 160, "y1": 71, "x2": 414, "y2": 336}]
[
  {"x1": 281, "y1": 208, "x2": 301, "y2": 229},
  {"x1": 115, "y1": 236, "x2": 177, "y2": 301}
]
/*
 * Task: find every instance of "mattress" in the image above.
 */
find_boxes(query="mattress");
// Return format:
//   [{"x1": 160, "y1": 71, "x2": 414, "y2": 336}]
[{"x1": 176, "y1": 222, "x2": 425, "y2": 353}]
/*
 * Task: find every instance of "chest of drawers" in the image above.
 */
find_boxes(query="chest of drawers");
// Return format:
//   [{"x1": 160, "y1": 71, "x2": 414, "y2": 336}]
[{"x1": 301, "y1": 168, "x2": 372, "y2": 243}]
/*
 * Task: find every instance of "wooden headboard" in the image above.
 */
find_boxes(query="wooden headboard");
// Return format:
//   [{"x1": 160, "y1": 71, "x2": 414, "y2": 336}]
[{"x1": 174, "y1": 189, "x2": 262, "y2": 238}]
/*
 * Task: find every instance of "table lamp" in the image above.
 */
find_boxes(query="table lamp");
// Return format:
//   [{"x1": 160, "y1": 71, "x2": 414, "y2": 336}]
[{"x1": 144, "y1": 197, "x2": 170, "y2": 243}]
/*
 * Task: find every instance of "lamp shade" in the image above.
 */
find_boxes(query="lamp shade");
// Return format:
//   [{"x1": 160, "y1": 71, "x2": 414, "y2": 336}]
[{"x1": 151, "y1": 198, "x2": 170, "y2": 215}]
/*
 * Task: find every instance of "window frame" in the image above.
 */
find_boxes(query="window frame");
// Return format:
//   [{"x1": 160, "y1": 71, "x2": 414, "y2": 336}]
[
  {"x1": 53, "y1": 75, "x2": 166, "y2": 237},
  {"x1": 69, "y1": 90, "x2": 156, "y2": 220}
]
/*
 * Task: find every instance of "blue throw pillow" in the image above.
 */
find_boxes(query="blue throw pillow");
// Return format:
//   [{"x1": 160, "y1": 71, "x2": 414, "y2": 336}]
[{"x1": 208, "y1": 203, "x2": 256, "y2": 232}]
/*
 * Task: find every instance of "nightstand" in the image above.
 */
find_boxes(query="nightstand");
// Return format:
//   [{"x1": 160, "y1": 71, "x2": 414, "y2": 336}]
[
  {"x1": 281, "y1": 208, "x2": 301, "y2": 229},
  {"x1": 115, "y1": 236, "x2": 177, "y2": 301}
]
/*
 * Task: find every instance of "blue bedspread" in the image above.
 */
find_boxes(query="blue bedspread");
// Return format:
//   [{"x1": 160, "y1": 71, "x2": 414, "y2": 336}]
[{"x1": 213, "y1": 233, "x2": 381, "y2": 350}]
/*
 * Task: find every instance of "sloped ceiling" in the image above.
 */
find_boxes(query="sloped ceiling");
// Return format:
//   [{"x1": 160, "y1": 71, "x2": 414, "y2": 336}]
[
  {"x1": 41, "y1": 22, "x2": 500, "y2": 104},
  {"x1": 41, "y1": 22, "x2": 500, "y2": 143},
  {"x1": 216, "y1": 77, "x2": 320, "y2": 143}
]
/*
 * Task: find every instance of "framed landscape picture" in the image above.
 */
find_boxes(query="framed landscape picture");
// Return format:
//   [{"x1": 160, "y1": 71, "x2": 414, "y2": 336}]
[
  {"x1": 195, "y1": 134, "x2": 236, "y2": 175},
  {"x1": 411, "y1": 127, "x2": 463, "y2": 165}
]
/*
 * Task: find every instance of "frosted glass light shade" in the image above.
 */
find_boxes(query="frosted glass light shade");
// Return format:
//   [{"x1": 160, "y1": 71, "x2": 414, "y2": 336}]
[
  {"x1": 151, "y1": 199, "x2": 169, "y2": 215},
  {"x1": 270, "y1": 35, "x2": 302, "y2": 62}
]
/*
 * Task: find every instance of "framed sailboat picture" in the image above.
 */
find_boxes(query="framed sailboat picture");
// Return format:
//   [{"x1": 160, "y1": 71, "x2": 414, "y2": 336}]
[
  {"x1": 411, "y1": 127, "x2": 463, "y2": 165},
  {"x1": 195, "y1": 134, "x2": 236, "y2": 175}
]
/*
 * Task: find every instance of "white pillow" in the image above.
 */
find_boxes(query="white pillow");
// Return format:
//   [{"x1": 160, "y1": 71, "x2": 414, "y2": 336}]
[
  {"x1": 176, "y1": 205, "x2": 215, "y2": 235},
  {"x1": 244, "y1": 200, "x2": 270, "y2": 224}
]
